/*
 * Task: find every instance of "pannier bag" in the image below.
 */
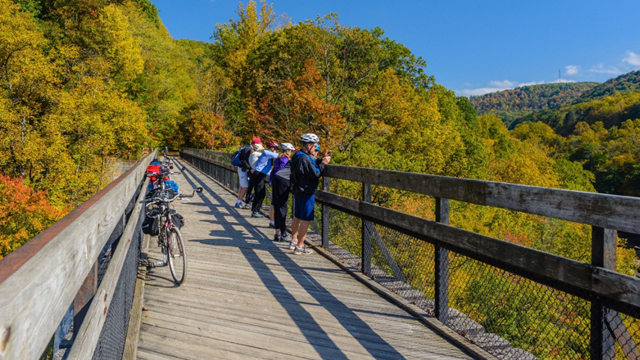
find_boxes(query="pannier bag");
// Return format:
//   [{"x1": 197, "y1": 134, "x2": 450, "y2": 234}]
[
  {"x1": 170, "y1": 209, "x2": 184, "y2": 229},
  {"x1": 142, "y1": 208, "x2": 161, "y2": 236},
  {"x1": 165, "y1": 180, "x2": 179, "y2": 194}
]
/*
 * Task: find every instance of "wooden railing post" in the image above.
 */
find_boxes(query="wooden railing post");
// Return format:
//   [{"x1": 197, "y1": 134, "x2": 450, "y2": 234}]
[
  {"x1": 322, "y1": 176, "x2": 330, "y2": 248},
  {"x1": 361, "y1": 183, "x2": 372, "y2": 276},
  {"x1": 435, "y1": 197, "x2": 450, "y2": 325},
  {"x1": 591, "y1": 226, "x2": 617, "y2": 360}
]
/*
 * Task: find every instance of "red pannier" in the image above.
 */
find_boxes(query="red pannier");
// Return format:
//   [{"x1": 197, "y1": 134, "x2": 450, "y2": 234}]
[{"x1": 146, "y1": 165, "x2": 168, "y2": 183}]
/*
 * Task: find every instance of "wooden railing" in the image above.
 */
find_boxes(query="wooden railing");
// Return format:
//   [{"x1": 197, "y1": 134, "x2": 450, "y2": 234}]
[
  {"x1": 181, "y1": 148, "x2": 640, "y2": 360},
  {"x1": 0, "y1": 152, "x2": 154, "y2": 360}
]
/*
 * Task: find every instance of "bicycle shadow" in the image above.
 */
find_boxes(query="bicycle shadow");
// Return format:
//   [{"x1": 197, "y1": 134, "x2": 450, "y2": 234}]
[{"x1": 176, "y1": 159, "x2": 408, "y2": 360}]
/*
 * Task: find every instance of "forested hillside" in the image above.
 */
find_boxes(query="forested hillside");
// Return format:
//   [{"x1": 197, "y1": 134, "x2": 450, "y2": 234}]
[
  {"x1": 575, "y1": 70, "x2": 640, "y2": 102},
  {"x1": 469, "y1": 71, "x2": 640, "y2": 197},
  {"x1": 470, "y1": 82, "x2": 598, "y2": 127}
]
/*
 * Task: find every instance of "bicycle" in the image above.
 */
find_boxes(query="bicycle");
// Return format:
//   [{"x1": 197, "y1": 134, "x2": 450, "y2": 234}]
[{"x1": 144, "y1": 171, "x2": 202, "y2": 285}]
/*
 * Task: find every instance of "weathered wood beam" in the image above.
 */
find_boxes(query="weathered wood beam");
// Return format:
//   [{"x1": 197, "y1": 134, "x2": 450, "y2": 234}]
[{"x1": 323, "y1": 165, "x2": 640, "y2": 234}]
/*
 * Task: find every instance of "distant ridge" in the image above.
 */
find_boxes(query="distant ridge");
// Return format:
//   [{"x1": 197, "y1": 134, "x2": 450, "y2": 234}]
[
  {"x1": 574, "y1": 70, "x2": 640, "y2": 103},
  {"x1": 469, "y1": 82, "x2": 598, "y2": 127}
]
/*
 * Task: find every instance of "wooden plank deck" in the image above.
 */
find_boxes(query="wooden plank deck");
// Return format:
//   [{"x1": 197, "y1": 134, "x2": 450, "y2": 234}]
[{"x1": 137, "y1": 159, "x2": 476, "y2": 360}]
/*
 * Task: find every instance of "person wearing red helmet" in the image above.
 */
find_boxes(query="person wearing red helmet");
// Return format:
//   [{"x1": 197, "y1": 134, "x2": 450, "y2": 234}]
[{"x1": 249, "y1": 141, "x2": 280, "y2": 218}]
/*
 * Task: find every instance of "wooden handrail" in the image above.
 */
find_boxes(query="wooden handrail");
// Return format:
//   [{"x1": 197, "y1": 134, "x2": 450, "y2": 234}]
[
  {"x1": 181, "y1": 149, "x2": 640, "y2": 234},
  {"x1": 323, "y1": 165, "x2": 640, "y2": 234},
  {"x1": 0, "y1": 151, "x2": 155, "y2": 360}
]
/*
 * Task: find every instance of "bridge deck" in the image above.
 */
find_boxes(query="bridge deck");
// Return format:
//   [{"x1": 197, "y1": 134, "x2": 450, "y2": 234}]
[{"x1": 136, "y1": 159, "x2": 474, "y2": 360}]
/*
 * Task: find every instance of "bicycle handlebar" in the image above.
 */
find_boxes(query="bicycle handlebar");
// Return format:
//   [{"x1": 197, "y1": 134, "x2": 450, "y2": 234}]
[{"x1": 141, "y1": 187, "x2": 202, "y2": 204}]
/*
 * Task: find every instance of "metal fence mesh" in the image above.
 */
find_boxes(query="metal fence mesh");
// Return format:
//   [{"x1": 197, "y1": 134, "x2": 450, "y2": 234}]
[
  {"x1": 369, "y1": 223, "x2": 436, "y2": 311},
  {"x1": 324, "y1": 208, "x2": 362, "y2": 272},
  {"x1": 609, "y1": 310, "x2": 640, "y2": 360},
  {"x1": 90, "y1": 187, "x2": 144, "y2": 360},
  {"x1": 447, "y1": 252, "x2": 591, "y2": 359},
  {"x1": 91, "y1": 211, "x2": 142, "y2": 360}
]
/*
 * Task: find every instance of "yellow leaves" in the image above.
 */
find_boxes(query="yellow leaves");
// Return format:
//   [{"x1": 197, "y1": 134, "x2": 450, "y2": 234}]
[
  {"x1": 100, "y1": 5, "x2": 144, "y2": 81},
  {"x1": 0, "y1": 0, "x2": 43, "y2": 62}
]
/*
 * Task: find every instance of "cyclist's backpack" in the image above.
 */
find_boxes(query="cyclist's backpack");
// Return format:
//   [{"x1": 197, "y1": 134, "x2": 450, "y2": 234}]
[{"x1": 231, "y1": 146, "x2": 248, "y2": 166}]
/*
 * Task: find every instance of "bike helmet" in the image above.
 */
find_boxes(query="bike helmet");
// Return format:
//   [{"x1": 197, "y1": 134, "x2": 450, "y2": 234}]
[
  {"x1": 281, "y1": 143, "x2": 295, "y2": 151},
  {"x1": 267, "y1": 141, "x2": 280, "y2": 149},
  {"x1": 251, "y1": 137, "x2": 262, "y2": 145},
  {"x1": 300, "y1": 133, "x2": 319, "y2": 143}
]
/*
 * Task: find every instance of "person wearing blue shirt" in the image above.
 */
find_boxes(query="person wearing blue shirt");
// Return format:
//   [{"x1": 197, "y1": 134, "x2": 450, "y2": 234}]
[
  {"x1": 289, "y1": 133, "x2": 331, "y2": 255},
  {"x1": 250, "y1": 141, "x2": 279, "y2": 218}
]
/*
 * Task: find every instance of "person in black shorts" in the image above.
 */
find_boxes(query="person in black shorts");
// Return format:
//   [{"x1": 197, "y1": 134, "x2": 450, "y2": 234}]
[
  {"x1": 271, "y1": 143, "x2": 296, "y2": 242},
  {"x1": 289, "y1": 133, "x2": 331, "y2": 255}
]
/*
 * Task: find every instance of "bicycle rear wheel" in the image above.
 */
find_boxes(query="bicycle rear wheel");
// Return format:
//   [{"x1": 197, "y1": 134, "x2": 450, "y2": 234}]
[{"x1": 167, "y1": 227, "x2": 187, "y2": 285}]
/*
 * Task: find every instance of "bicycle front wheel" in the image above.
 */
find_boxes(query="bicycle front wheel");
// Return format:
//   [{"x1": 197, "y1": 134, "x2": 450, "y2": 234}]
[{"x1": 167, "y1": 227, "x2": 187, "y2": 285}]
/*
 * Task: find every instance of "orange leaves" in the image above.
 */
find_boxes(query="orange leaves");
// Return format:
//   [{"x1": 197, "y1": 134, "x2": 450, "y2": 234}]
[
  {"x1": 0, "y1": 175, "x2": 64, "y2": 259},
  {"x1": 251, "y1": 58, "x2": 346, "y2": 147},
  {"x1": 190, "y1": 110, "x2": 234, "y2": 149}
]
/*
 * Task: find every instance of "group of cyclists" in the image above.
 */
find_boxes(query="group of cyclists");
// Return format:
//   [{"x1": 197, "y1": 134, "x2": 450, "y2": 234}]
[
  {"x1": 142, "y1": 132, "x2": 330, "y2": 286},
  {"x1": 234, "y1": 133, "x2": 331, "y2": 255}
]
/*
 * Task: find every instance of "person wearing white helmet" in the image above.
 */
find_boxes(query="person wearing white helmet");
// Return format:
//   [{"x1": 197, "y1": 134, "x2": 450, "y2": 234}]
[
  {"x1": 289, "y1": 133, "x2": 331, "y2": 255},
  {"x1": 270, "y1": 143, "x2": 296, "y2": 241}
]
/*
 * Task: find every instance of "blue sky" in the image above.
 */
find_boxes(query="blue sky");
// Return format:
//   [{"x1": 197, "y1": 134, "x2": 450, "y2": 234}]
[{"x1": 151, "y1": 0, "x2": 640, "y2": 96}]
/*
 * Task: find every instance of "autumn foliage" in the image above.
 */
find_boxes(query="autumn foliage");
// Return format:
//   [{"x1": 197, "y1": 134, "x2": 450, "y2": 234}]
[{"x1": 0, "y1": 175, "x2": 63, "y2": 259}]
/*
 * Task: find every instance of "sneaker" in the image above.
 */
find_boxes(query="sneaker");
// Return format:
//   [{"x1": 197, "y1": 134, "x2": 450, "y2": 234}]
[
  {"x1": 243, "y1": 203, "x2": 252, "y2": 209},
  {"x1": 268, "y1": 221, "x2": 275, "y2": 228},
  {"x1": 288, "y1": 240, "x2": 298, "y2": 250},
  {"x1": 281, "y1": 234, "x2": 292, "y2": 242},
  {"x1": 273, "y1": 234, "x2": 282, "y2": 242},
  {"x1": 294, "y1": 246, "x2": 314, "y2": 255},
  {"x1": 235, "y1": 201, "x2": 244, "y2": 209},
  {"x1": 251, "y1": 211, "x2": 266, "y2": 218}
]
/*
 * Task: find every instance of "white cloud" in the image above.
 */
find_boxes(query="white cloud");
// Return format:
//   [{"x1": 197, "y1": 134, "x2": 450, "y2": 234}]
[
  {"x1": 589, "y1": 63, "x2": 621, "y2": 75},
  {"x1": 517, "y1": 80, "x2": 546, "y2": 87},
  {"x1": 565, "y1": 65, "x2": 579, "y2": 76},
  {"x1": 623, "y1": 51, "x2": 640, "y2": 67},
  {"x1": 489, "y1": 80, "x2": 517, "y2": 88},
  {"x1": 457, "y1": 87, "x2": 509, "y2": 96},
  {"x1": 551, "y1": 78, "x2": 576, "y2": 83},
  {"x1": 457, "y1": 80, "x2": 545, "y2": 97}
]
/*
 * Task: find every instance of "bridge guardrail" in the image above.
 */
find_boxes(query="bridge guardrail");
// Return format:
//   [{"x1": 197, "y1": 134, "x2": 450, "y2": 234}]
[
  {"x1": 0, "y1": 151, "x2": 155, "y2": 360},
  {"x1": 181, "y1": 148, "x2": 640, "y2": 360}
]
